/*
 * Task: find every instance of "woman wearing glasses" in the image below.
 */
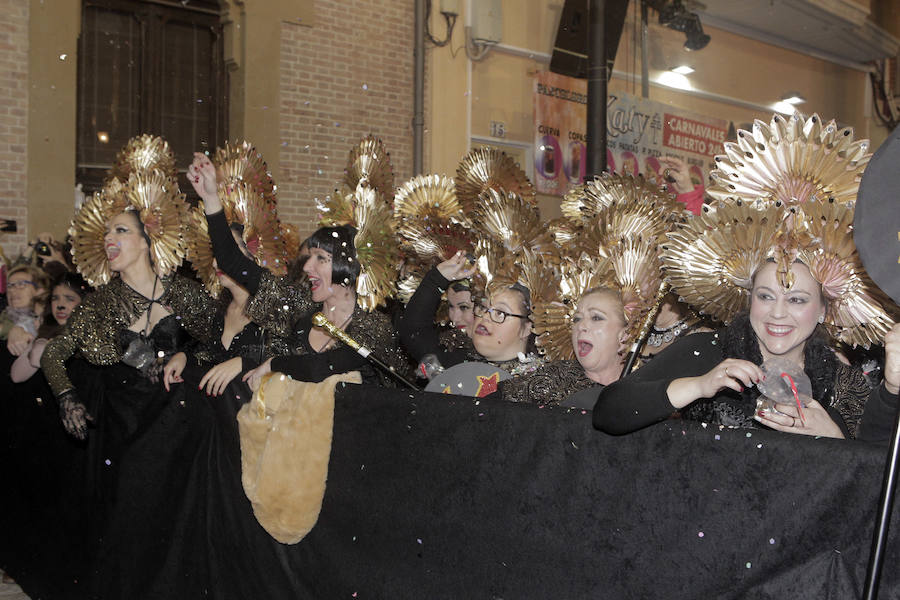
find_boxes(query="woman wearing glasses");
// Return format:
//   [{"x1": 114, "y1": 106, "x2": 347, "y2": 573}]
[{"x1": 400, "y1": 251, "x2": 544, "y2": 379}]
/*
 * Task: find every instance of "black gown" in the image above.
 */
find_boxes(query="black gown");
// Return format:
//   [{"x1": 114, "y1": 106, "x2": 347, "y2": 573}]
[
  {"x1": 97, "y1": 304, "x2": 316, "y2": 599},
  {"x1": 90, "y1": 315, "x2": 214, "y2": 599},
  {"x1": 176, "y1": 309, "x2": 312, "y2": 599}
]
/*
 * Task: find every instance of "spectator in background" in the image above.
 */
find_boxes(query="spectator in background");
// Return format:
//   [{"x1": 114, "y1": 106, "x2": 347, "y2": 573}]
[
  {"x1": 10, "y1": 271, "x2": 89, "y2": 382},
  {"x1": 2, "y1": 264, "x2": 49, "y2": 355},
  {"x1": 660, "y1": 156, "x2": 705, "y2": 215}
]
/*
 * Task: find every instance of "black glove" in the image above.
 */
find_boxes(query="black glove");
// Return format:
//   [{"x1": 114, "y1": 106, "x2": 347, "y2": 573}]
[{"x1": 58, "y1": 390, "x2": 93, "y2": 440}]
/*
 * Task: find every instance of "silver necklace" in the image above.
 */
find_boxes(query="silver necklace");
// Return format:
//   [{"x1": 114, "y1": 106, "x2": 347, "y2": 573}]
[{"x1": 646, "y1": 318, "x2": 689, "y2": 347}]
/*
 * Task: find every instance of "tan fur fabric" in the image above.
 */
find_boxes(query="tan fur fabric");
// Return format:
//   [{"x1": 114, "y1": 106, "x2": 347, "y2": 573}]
[{"x1": 237, "y1": 371, "x2": 362, "y2": 544}]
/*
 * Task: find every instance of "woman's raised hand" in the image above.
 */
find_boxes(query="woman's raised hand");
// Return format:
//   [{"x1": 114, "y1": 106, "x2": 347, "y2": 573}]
[
  {"x1": 436, "y1": 251, "x2": 476, "y2": 282},
  {"x1": 187, "y1": 152, "x2": 220, "y2": 212},
  {"x1": 666, "y1": 358, "x2": 763, "y2": 409},
  {"x1": 659, "y1": 156, "x2": 694, "y2": 194},
  {"x1": 7, "y1": 326, "x2": 34, "y2": 357}
]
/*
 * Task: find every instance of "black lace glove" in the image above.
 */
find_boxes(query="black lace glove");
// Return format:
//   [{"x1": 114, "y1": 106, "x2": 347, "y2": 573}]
[{"x1": 58, "y1": 390, "x2": 93, "y2": 440}]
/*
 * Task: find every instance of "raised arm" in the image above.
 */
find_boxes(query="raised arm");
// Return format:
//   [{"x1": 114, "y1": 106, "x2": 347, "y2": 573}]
[
  {"x1": 399, "y1": 253, "x2": 474, "y2": 365},
  {"x1": 188, "y1": 152, "x2": 264, "y2": 294}
]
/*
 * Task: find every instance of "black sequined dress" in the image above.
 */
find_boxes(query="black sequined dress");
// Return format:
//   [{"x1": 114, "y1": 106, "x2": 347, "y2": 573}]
[
  {"x1": 206, "y1": 209, "x2": 410, "y2": 386},
  {"x1": 594, "y1": 316, "x2": 873, "y2": 438}
]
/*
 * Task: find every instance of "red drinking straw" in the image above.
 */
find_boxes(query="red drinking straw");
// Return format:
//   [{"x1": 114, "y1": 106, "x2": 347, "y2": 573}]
[{"x1": 780, "y1": 372, "x2": 806, "y2": 426}]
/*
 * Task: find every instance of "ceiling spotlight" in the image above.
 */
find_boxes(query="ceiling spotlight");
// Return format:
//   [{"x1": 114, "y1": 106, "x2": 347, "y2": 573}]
[
  {"x1": 97, "y1": 131, "x2": 110, "y2": 143},
  {"x1": 672, "y1": 65, "x2": 695, "y2": 75},
  {"x1": 655, "y1": 1, "x2": 711, "y2": 51},
  {"x1": 781, "y1": 93, "x2": 806, "y2": 105},
  {"x1": 657, "y1": 2, "x2": 683, "y2": 26},
  {"x1": 682, "y1": 14, "x2": 710, "y2": 51}
]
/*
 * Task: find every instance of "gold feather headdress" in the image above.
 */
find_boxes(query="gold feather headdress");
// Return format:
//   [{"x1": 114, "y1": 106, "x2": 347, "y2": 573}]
[
  {"x1": 186, "y1": 184, "x2": 288, "y2": 297},
  {"x1": 394, "y1": 164, "x2": 547, "y2": 328},
  {"x1": 707, "y1": 113, "x2": 870, "y2": 207},
  {"x1": 455, "y1": 147, "x2": 536, "y2": 212},
  {"x1": 530, "y1": 173, "x2": 688, "y2": 359},
  {"x1": 108, "y1": 134, "x2": 177, "y2": 183},
  {"x1": 185, "y1": 143, "x2": 288, "y2": 297},
  {"x1": 70, "y1": 165, "x2": 189, "y2": 287},
  {"x1": 661, "y1": 112, "x2": 897, "y2": 348},
  {"x1": 344, "y1": 135, "x2": 395, "y2": 200},
  {"x1": 213, "y1": 140, "x2": 277, "y2": 206},
  {"x1": 661, "y1": 198, "x2": 899, "y2": 347},
  {"x1": 393, "y1": 174, "x2": 474, "y2": 316},
  {"x1": 317, "y1": 183, "x2": 399, "y2": 312}
]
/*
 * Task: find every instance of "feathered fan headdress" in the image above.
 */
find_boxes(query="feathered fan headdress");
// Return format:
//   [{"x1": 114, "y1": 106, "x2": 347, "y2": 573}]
[
  {"x1": 662, "y1": 113, "x2": 898, "y2": 348},
  {"x1": 395, "y1": 151, "x2": 548, "y2": 328},
  {"x1": 316, "y1": 137, "x2": 399, "y2": 311},
  {"x1": 185, "y1": 142, "x2": 288, "y2": 297},
  {"x1": 530, "y1": 173, "x2": 688, "y2": 359},
  {"x1": 455, "y1": 147, "x2": 536, "y2": 212},
  {"x1": 71, "y1": 138, "x2": 189, "y2": 288}
]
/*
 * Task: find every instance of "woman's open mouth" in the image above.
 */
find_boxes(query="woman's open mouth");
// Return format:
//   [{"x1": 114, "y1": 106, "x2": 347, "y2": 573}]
[
  {"x1": 475, "y1": 324, "x2": 490, "y2": 336},
  {"x1": 106, "y1": 244, "x2": 121, "y2": 261},
  {"x1": 577, "y1": 340, "x2": 593, "y2": 357}
]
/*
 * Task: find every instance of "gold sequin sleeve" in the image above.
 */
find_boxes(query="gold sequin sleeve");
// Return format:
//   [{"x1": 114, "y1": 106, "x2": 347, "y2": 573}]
[
  {"x1": 245, "y1": 270, "x2": 314, "y2": 336},
  {"x1": 164, "y1": 274, "x2": 220, "y2": 345},
  {"x1": 348, "y1": 308, "x2": 414, "y2": 383},
  {"x1": 41, "y1": 293, "x2": 120, "y2": 398}
]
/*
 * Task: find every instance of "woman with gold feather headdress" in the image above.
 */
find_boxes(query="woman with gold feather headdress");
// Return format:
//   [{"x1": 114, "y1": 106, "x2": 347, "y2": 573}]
[
  {"x1": 595, "y1": 114, "x2": 900, "y2": 440},
  {"x1": 188, "y1": 136, "x2": 409, "y2": 388},
  {"x1": 42, "y1": 135, "x2": 218, "y2": 439},
  {"x1": 39, "y1": 135, "x2": 226, "y2": 598},
  {"x1": 397, "y1": 148, "x2": 550, "y2": 382},
  {"x1": 496, "y1": 173, "x2": 691, "y2": 406},
  {"x1": 163, "y1": 141, "x2": 292, "y2": 398}
]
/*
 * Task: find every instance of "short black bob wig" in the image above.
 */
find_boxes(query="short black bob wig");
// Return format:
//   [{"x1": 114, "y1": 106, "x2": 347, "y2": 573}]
[{"x1": 307, "y1": 225, "x2": 360, "y2": 288}]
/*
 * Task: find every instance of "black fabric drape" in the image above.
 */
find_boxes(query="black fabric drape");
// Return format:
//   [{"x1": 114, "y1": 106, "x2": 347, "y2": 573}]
[
  {"x1": 3, "y1": 382, "x2": 900, "y2": 599},
  {"x1": 302, "y1": 386, "x2": 900, "y2": 599}
]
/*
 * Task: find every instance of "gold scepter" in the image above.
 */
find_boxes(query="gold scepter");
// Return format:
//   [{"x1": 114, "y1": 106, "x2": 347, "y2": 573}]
[
  {"x1": 311, "y1": 312, "x2": 418, "y2": 389},
  {"x1": 619, "y1": 282, "x2": 671, "y2": 378}
]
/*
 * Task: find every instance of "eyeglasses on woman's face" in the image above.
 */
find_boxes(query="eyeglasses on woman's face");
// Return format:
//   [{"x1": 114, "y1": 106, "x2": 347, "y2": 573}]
[
  {"x1": 472, "y1": 303, "x2": 528, "y2": 324},
  {"x1": 7, "y1": 280, "x2": 35, "y2": 290}
]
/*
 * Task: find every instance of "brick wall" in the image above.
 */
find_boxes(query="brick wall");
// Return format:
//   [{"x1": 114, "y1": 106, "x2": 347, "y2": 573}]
[
  {"x1": 0, "y1": 0, "x2": 29, "y2": 258},
  {"x1": 279, "y1": 0, "x2": 414, "y2": 238}
]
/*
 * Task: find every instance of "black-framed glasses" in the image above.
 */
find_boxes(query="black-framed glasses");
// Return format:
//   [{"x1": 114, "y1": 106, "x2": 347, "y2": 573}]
[{"x1": 473, "y1": 304, "x2": 528, "y2": 324}]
